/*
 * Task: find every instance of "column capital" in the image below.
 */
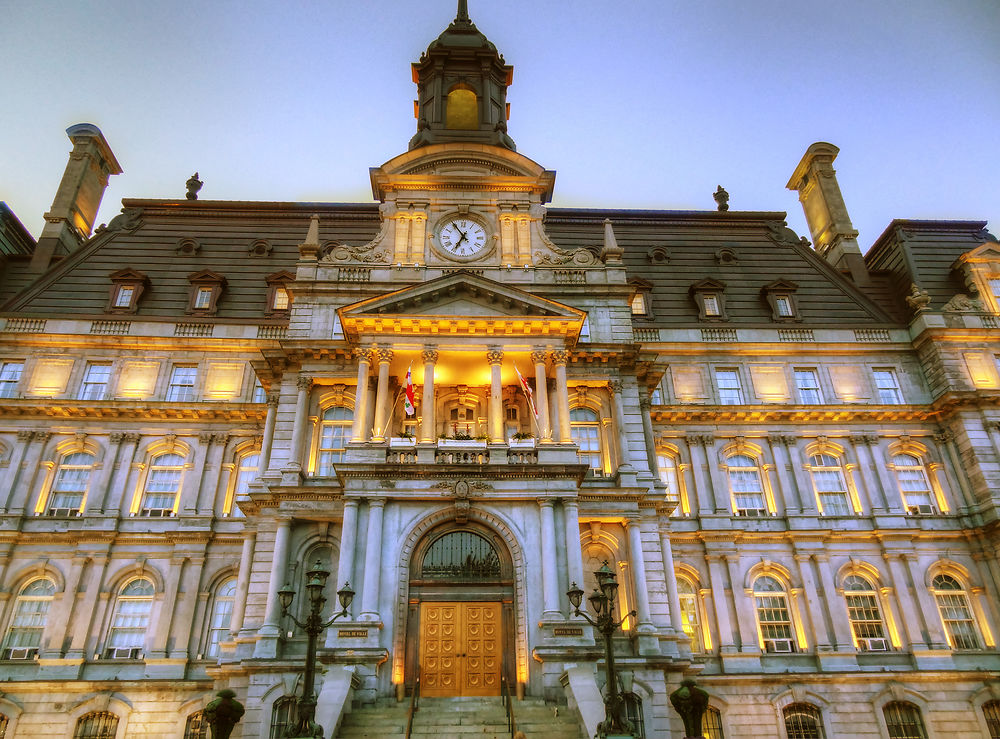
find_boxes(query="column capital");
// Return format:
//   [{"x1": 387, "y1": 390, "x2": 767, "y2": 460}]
[
  {"x1": 639, "y1": 397, "x2": 651, "y2": 411},
  {"x1": 368, "y1": 497, "x2": 386, "y2": 509},
  {"x1": 123, "y1": 432, "x2": 141, "y2": 443},
  {"x1": 267, "y1": 392, "x2": 280, "y2": 407},
  {"x1": 685, "y1": 432, "x2": 715, "y2": 447},
  {"x1": 530, "y1": 349, "x2": 547, "y2": 365},
  {"x1": 550, "y1": 349, "x2": 570, "y2": 366},
  {"x1": 422, "y1": 348, "x2": 439, "y2": 364},
  {"x1": 376, "y1": 348, "x2": 394, "y2": 365},
  {"x1": 109, "y1": 432, "x2": 126, "y2": 445},
  {"x1": 297, "y1": 374, "x2": 313, "y2": 390},
  {"x1": 608, "y1": 380, "x2": 624, "y2": 395},
  {"x1": 563, "y1": 498, "x2": 580, "y2": 511},
  {"x1": 198, "y1": 432, "x2": 214, "y2": 446},
  {"x1": 850, "y1": 432, "x2": 879, "y2": 446},
  {"x1": 933, "y1": 430, "x2": 953, "y2": 444},
  {"x1": 354, "y1": 347, "x2": 374, "y2": 363},
  {"x1": 16, "y1": 429, "x2": 33, "y2": 442},
  {"x1": 486, "y1": 348, "x2": 504, "y2": 365},
  {"x1": 536, "y1": 497, "x2": 556, "y2": 509},
  {"x1": 33, "y1": 431, "x2": 52, "y2": 443}
]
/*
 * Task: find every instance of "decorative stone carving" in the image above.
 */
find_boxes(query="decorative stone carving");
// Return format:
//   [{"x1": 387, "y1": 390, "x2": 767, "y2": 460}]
[
  {"x1": 713, "y1": 185, "x2": 730, "y2": 212},
  {"x1": 486, "y1": 349, "x2": 504, "y2": 365},
  {"x1": 297, "y1": 374, "x2": 313, "y2": 390},
  {"x1": 96, "y1": 207, "x2": 143, "y2": 234},
  {"x1": 941, "y1": 293, "x2": 982, "y2": 312},
  {"x1": 714, "y1": 247, "x2": 738, "y2": 265},
  {"x1": 608, "y1": 380, "x2": 624, "y2": 395},
  {"x1": 549, "y1": 349, "x2": 569, "y2": 366},
  {"x1": 185, "y1": 173, "x2": 203, "y2": 200},
  {"x1": 377, "y1": 348, "x2": 394, "y2": 364},
  {"x1": 422, "y1": 349, "x2": 439, "y2": 364},
  {"x1": 905, "y1": 283, "x2": 932, "y2": 313},
  {"x1": 248, "y1": 239, "x2": 272, "y2": 257},
  {"x1": 176, "y1": 238, "x2": 201, "y2": 257},
  {"x1": 530, "y1": 350, "x2": 547, "y2": 366},
  {"x1": 766, "y1": 221, "x2": 810, "y2": 248},
  {"x1": 647, "y1": 246, "x2": 670, "y2": 264}
]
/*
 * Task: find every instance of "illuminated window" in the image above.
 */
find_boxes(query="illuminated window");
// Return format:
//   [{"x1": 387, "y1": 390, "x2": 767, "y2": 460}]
[
  {"x1": 272, "y1": 287, "x2": 290, "y2": 311},
  {"x1": 570, "y1": 407, "x2": 603, "y2": 475},
  {"x1": 872, "y1": 369, "x2": 903, "y2": 404},
  {"x1": 783, "y1": 704, "x2": 824, "y2": 739},
  {"x1": 656, "y1": 453, "x2": 679, "y2": 496},
  {"x1": 794, "y1": 369, "x2": 822, "y2": 404},
  {"x1": 808, "y1": 454, "x2": 852, "y2": 515},
  {"x1": 269, "y1": 697, "x2": 297, "y2": 739},
  {"x1": 703, "y1": 294, "x2": 721, "y2": 316},
  {"x1": 882, "y1": 702, "x2": 927, "y2": 739},
  {"x1": 79, "y1": 363, "x2": 112, "y2": 400},
  {"x1": 753, "y1": 575, "x2": 795, "y2": 652},
  {"x1": 2, "y1": 578, "x2": 55, "y2": 658},
  {"x1": 677, "y1": 576, "x2": 702, "y2": 652},
  {"x1": 631, "y1": 293, "x2": 648, "y2": 315},
  {"x1": 166, "y1": 366, "x2": 198, "y2": 402},
  {"x1": 983, "y1": 700, "x2": 1000, "y2": 739},
  {"x1": 234, "y1": 452, "x2": 259, "y2": 497},
  {"x1": 186, "y1": 270, "x2": 226, "y2": 314},
  {"x1": 691, "y1": 279, "x2": 727, "y2": 320},
  {"x1": 183, "y1": 712, "x2": 208, "y2": 739},
  {"x1": 989, "y1": 279, "x2": 1000, "y2": 309},
  {"x1": 445, "y1": 85, "x2": 478, "y2": 130},
  {"x1": 715, "y1": 369, "x2": 743, "y2": 404},
  {"x1": 843, "y1": 575, "x2": 888, "y2": 650},
  {"x1": 726, "y1": 454, "x2": 767, "y2": 516},
  {"x1": 205, "y1": 578, "x2": 237, "y2": 658},
  {"x1": 140, "y1": 452, "x2": 185, "y2": 516},
  {"x1": 0, "y1": 361, "x2": 23, "y2": 398},
  {"x1": 703, "y1": 707, "x2": 725, "y2": 739},
  {"x1": 105, "y1": 578, "x2": 154, "y2": 658},
  {"x1": 317, "y1": 406, "x2": 353, "y2": 475},
  {"x1": 252, "y1": 377, "x2": 267, "y2": 403},
  {"x1": 623, "y1": 693, "x2": 644, "y2": 739},
  {"x1": 931, "y1": 574, "x2": 980, "y2": 649},
  {"x1": 107, "y1": 268, "x2": 148, "y2": 314},
  {"x1": 73, "y1": 712, "x2": 119, "y2": 739},
  {"x1": 891, "y1": 454, "x2": 935, "y2": 514},
  {"x1": 47, "y1": 451, "x2": 94, "y2": 516}
]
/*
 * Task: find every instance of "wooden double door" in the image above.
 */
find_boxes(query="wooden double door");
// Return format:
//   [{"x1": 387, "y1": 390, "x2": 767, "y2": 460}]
[{"x1": 419, "y1": 601, "x2": 502, "y2": 696}]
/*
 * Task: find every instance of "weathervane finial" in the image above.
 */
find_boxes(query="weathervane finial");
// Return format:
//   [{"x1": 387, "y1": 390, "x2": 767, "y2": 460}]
[{"x1": 456, "y1": 0, "x2": 470, "y2": 22}]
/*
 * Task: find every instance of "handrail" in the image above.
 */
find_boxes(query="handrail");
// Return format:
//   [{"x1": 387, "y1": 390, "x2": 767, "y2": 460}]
[
  {"x1": 404, "y1": 667, "x2": 420, "y2": 739},
  {"x1": 501, "y1": 671, "x2": 517, "y2": 739}
]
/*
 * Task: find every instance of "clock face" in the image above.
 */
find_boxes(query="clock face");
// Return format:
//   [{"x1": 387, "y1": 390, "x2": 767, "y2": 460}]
[{"x1": 438, "y1": 217, "x2": 488, "y2": 258}]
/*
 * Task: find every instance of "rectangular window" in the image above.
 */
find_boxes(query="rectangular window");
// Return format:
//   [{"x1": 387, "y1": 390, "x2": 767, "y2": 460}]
[
  {"x1": 630, "y1": 293, "x2": 647, "y2": 315},
  {"x1": 272, "y1": 287, "x2": 290, "y2": 311},
  {"x1": 252, "y1": 378, "x2": 267, "y2": 403},
  {"x1": 989, "y1": 279, "x2": 1000, "y2": 310},
  {"x1": 775, "y1": 296, "x2": 793, "y2": 317},
  {"x1": 794, "y1": 369, "x2": 822, "y2": 404},
  {"x1": 873, "y1": 369, "x2": 903, "y2": 404},
  {"x1": 114, "y1": 285, "x2": 135, "y2": 308},
  {"x1": 0, "y1": 361, "x2": 23, "y2": 398},
  {"x1": 79, "y1": 363, "x2": 112, "y2": 401},
  {"x1": 166, "y1": 366, "x2": 198, "y2": 402},
  {"x1": 193, "y1": 287, "x2": 213, "y2": 310},
  {"x1": 703, "y1": 294, "x2": 721, "y2": 316},
  {"x1": 715, "y1": 369, "x2": 743, "y2": 404}
]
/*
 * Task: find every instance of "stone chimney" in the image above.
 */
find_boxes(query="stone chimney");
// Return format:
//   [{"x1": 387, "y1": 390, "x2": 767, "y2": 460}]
[
  {"x1": 31, "y1": 123, "x2": 122, "y2": 271},
  {"x1": 786, "y1": 142, "x2": 869, "y2": 285}
]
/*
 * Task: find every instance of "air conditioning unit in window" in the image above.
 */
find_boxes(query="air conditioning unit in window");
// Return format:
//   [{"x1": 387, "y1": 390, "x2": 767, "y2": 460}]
[
  {"x1": 106, "y1": 647, "x2": 141, "y2": 660},
  {"x1": 47, "y1": 507, "x2": 81, "y2": 517},
  {"x1": 860, "y1": 637, "x2": 889, "y2": 652},
  {"x1": 5, "y1": 647, "x2": 37, "y2": 660},
  {"x1": 907, "y1": 504, "x2": 935, "y2": 515},
  {"x1": 737, "y1": 509, "x2": 768, "y2": 517},
  {"x1": 140, "y1": 508, "x2": 173, "y2": 518},
  {"x1": 764, "y1": 638, "x2": 794, "y2": 653}
]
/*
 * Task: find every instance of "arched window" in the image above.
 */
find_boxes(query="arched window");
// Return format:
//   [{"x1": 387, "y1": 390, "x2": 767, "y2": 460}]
[
  {"x1": 2, "y1": 578, "x2": 56, "y2": 659},
  {"x1": 228, "y1": 450, "x2": 259, "y2": 517},
  {"x1": 269, "y1": 697, "x2": 296, "y2": 739},
  {"x1": 891, "y1": 454, "x2": 935, "y2": 514},
  {"x1": 570, "y1": 408, "x2": 603, "y2": 475},
  {"x1": 676, "y1": 576, "x2": 702, "y2": 652},
  {"x1": 807, "y1": 454, "x2": 852, "y2": 516},
  {"x1": 983, "y1": 699, "x2": 1000, "y2": 739},
  {"x1": 783, "y1": 703, "x2": 825, "y2": 739},
  {"x1": 421, "y1": 531, "x2": 501, "y2": 579},
  {"x1": 882, "y1": 701, "x2": 927, "y2": 739},
  {"x1": 703, "y1": 706, "x2": 725, "y2": 739},
  {"x1": 140, "y1": 452, "x2": 185, "y2": 516},
  {"x1": 657, "y1": 452, "x2": 683, "y2": 513},
  {"x1": 445, "y1": 84, "x2": 478, "y2": 130},
  {"x1": 753, "y1": 575, "x2": 795, "y2": 653},
  {"x1": 843, "y1": 574, "x2": 889, "y2": 651},
  {"x1": 726, "y1": 454, "x2": 767, "y2": 516},
  {"x1": 931, "y1": 573, "x2": 981, "y2": 649},
  {"x1": 317, "y1": 406, "x2": 353, "y2": 475},
  {"x1": 183, "y1": 711, "x2": 207, "y2": 739},
  {"x1": 46, "y1": 451, "x2": 95, "y2": 516},
  {"x1": 623, "y1": 693, "x2": 644, "y2": 739},
  {"x1": 205, "y1": 578, "x2": 237, "y2": 658},
  {"x1": 73, "y1": 712, "x2": 119, "y2": 739},
  {"x1": 105, "y1": 577, "x2": 154, "y2": 659}
]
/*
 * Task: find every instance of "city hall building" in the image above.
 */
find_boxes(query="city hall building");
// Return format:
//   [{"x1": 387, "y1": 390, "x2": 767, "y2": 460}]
[{"x1": 0, "y1": 4, "x2": 998, "y2": 738}]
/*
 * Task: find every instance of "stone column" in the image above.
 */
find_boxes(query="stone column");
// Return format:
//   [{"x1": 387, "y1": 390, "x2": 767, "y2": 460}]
[
  {"x1": 794, "y1": 553, "x2": 828, "y2": 650},
  {"x1": 563, "y1": 500, "x2": 585, "y2": 595},
  {"x1": 230, "y1": 530, "x2": 257, "y2": 635},
  {"x1": 766, "y1": 434, "x2": 797, "y2": 515},
  {"x1": 870, "y1": 436, "x2": 903, "y2": 513},
  {"x1": 538, "y1": 499, "x2": 561, "y2": 619},
  {"x1": 336, "y1": 499, "x2": 359, "y2": 619},
  {"x1": 149, "y1": 556, "x2": 185, "y2": 657},
  {"x1": 934, "y1": 430, "x2": 973, "y2": 511},
  {"x1": 259, "y1": 393, "x2": 279, "y2": 471},
  {"x1": 170, "y1": 557, "x2": 205, "y2": 658},
  {"x1": 9, "y1": 431, "x2": 50, "y2": 513},
  {"x1": 851, "y1": 434, "x2": 888, "y2": 512},
  {"x1": 181, "y1": 433, "x2": 213, "y2": 513},
  {"x1": 102, "y1": 432, "x2": 140, "y2": 514},
  {"x1": 371, "y1": 349, "x2": 394, "y2": 443},
  {"x1": 883, "y1": 552, "x2": 923, "y2": 649},
  {"x1": 626, "y1": 518, "x2": 654, "y2": 631},
  {"x1": 903, "y1": 553, "x2": 949, "y2": 649},
  {"x1": 785, "y1": 437, "x2": 817, "y2": 515},
  {"x1": 286, "y1": 374, "x2": 312, "y2": 470},
  {"x1": 685, "y1": 433, "x2": 715, "y2": 516},
  {"x1": 726, "y1": 555, "x2": 760, "y2": 652},
  {"x1": 40, "y1": 554, "x2": 87, "y2": 657},
  {"x1": 350, "y1": 349, "x2": 374, "y2": 443},
  {"x1": 0, "y1": 430, "x2": 34, "y2": 512},
  {"x1": 360, "y1": 498, "x2": 386, "y2": 621},
  {"x1": 487, "y1": 347, "x2": 504, "y2": 443},
  {"x1": 815, "y1": 554, "x2": 855, "y2": 650},
  {"x1": 551, "y1": 350, "x2": 572, "y2": 443},
  {"x1": 261, "y1": 518, "x2": 292, "y2": 633},
  {"x1": 86, "y1": 432, "x2": 124, "y2": 515},
  {"x1": 67, "y1": 553, "x2": 109, "y2": 658},
  {"x1": 658, "y1": 528, "x2": 685, "y2": 635},
  {"x1": 706, "y1": 554, "x2": 736, "y2": 652},
  {"x1": 531, "y1": 350, "x2": 551, "y2": 441},
  {"x1": 639, "y1": 397, "x2": 659, "y2": 478},
  {"x1": 608, "y1": 381, "x2": 634, "y2": 472},
  {"x1": 420, "y1": 348, "x2": 438, "y2": 443}
]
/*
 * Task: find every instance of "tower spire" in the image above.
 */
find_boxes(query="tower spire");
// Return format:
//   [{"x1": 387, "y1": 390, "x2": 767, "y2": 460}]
[{"x1": 456, "y1": 0, "x2": 470, "y2": 23}]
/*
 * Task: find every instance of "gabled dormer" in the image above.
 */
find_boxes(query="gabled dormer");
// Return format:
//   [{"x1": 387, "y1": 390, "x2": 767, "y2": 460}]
[{"x1": 953, "y1": 242, "x2": 1000, "y2": 312}]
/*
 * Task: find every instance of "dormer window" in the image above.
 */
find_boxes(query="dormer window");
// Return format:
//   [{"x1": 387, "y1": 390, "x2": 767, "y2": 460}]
[
  {"x1": 106, "y1": 268, "x2": 149, "y2": 314},
  {"x1": 762, "y1": 279, "x2": 800, "y2": 321},
  {"x1": 186, "y1": 270, "x2": 226, "y2": 315},
  {"x1": 265, "y1": 271, "x2": 295, "y2": 316},
  {"x1": 953, "y1": 242, "x2": 1000, "y2": 312},
  {"x1": 628, "y1": 278, "x2": 654, "y2": 318},
  {"x1": 690, "y1": 278, "x2": 727, "y2": 321}
]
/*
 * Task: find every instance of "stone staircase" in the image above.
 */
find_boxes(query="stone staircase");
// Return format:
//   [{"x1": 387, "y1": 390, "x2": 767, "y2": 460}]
[{"x1": 336, "y1": 695, "x2": 587, "y2": 739}]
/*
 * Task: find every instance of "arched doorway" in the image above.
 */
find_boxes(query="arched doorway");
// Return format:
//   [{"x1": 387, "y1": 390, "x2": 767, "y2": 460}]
[{"x1": 403, "y1": 523, "x2": 514, "y2": 697}]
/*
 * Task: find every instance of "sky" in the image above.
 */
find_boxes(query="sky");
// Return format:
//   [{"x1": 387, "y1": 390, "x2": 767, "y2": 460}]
[{"x1": 1, "y1": 0, "x2": 998, "y2": 251}]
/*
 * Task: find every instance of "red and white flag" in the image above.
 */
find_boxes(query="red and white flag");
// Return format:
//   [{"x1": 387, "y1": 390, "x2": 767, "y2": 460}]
[
  {"x1": 404, "y1": 363, "x2": 416, "y2": 416},
  {"x1": 514, "y1": 364, "x2": 537, "y2": 420}
]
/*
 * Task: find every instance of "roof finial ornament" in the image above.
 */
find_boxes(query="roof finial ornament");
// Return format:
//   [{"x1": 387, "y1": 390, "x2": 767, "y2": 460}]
[
  {"x1": 186, "y1": 172, "x2": 203, "y2": 201},
  {"x1": 456, "y1": 0, "x2": 470, "y2": 23},
  {"x1": 713, "y1": 185, "x2": 729, "y2": 212}
]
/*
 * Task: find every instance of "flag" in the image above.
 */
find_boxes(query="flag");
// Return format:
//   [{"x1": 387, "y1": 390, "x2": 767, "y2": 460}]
[
  {"x1": 403, "y1": 362, "x2": 416, "y2": 416},
  {"x1": 514, "y1": 364, "x2": 538, "y2": 420}
]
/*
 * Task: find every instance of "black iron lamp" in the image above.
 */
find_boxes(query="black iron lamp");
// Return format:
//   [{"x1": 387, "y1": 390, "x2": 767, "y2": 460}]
[
  {"x1": 277, "y1": 559, "x2": 354, "y2": 738},
  {"x1": 566, "y1": 561, "x2": 637, "y2": 738}
]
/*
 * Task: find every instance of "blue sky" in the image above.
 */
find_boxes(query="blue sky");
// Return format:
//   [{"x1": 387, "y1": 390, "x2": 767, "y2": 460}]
[{"x1": 1, "y1": 1, "x2": 997, "y2": 249}]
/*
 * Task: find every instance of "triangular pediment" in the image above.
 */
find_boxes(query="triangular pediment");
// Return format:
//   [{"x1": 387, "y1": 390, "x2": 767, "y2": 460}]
[
  {"x1": 953, "y1": 242, "x2": 1000, "y2": 267},
  {"x1": 338, "y1": 270, "x2": 585, "y2": 341}
]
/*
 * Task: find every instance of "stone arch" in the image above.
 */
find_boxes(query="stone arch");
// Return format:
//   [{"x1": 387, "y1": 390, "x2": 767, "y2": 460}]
[{"x1": 390, "y1": 504, "x2": 529, "y2": 690}]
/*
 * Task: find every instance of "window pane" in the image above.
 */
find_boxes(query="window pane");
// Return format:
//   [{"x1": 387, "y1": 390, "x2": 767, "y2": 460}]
[
  {"x1": 206, "y1": 579, "x2": 237, "y2": 657},
  {"x1": 4, "y1": 578, "x2": 55, "y2": 652},
  {"x1": 776, "y1": 296, "x2": 793, "y2": 317},
  {"x1": 703, "y1": 294, "x2": 720, "y2": 316},
  {"x1": 716, "y1": 370, "x2": 742, "y2": 404},
  {"x1": 107, "y1": 579, "x2": 154, "y2": 653},
  {"x1": 273, "y1": 287, "x2": 290, "y2": 310},
  {"x1": 184, "y1": 711, "x2": 208, "y2": 739},
  {"x1": 702, "y1": 706, "x2": 725, "y2": 739},
  {"x1": 318, "y1": 407, "x2": 353, "y2": 474},
  {"x1": 983, "y1": 700, "x2": 1000, "y2": 739},
  {"x1": 570, "y1": 408, "x2": 603, "y2": 475},
  {"x1": 873, "y1": 369, "x2": 902, "y2": 404},
  {"x1": 794, "y1": 369, "x2": 822, "y2": 404},
  {"x1": 74, "y1": 712, "x2": 119, "y2": 739},
  {"x1": 194, "y1": 287, "x2": 213, "y2": 309},
  {"x1": 114, "y1": 285, "x2": 134, "y2": 307},
  {"x1": 80, "y1": 363, "x2": 112, "y2": 400},
  {"x1": 270, "y1": 698, "x2": 296, "y2": 739},
  {"x1": 883, "y1": 702, "x2": 927, "y2": 739},
  {"x1": 784, "y1": 704, "x2": 824, "y2": 739},
  {"x1": 167, "y1": 366, "x2": 198, "y2": 401},
  {"x1": 0, "y1": 362, "x2": 23, "y2": 398}
]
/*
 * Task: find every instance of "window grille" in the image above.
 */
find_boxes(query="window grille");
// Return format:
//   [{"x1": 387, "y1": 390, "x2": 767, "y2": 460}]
[
  {"x1": 882, "y1": 701, "x2": 927, "y2": 739},
  {"x1": 74, "y1": 712, "x2": 119, "y2": 739},
  {"x1": 931, "y1": 574, "x2": 980, "y2": 649},
  {"x1": 983, "y1": 699, "x2": 1000, "y2": 739},
  {"x1": 703, "y1": 706, "x2": 725, "y2": 739},
  {"x1": 421, "y1": 531, "x2": 501, "y2": 579},
  {"x1": 623, "y1": 693, "x2": 644, "y2": 738},
  {"x1": 783, "y1": 703, "x2": 825, "y2": 739},
  {"x1": 184, "y1": 711, "x2": 208, "y2": 739},
  {"x1": 269, "y1": 697, "x2": 296, "y2": 739}
]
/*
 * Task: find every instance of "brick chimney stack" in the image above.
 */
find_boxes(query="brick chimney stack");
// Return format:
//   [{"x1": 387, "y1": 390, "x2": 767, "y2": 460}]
[
  {"x1": 786, "y1": 142, "x2": 869, "y2": 285},
  {"x1": 31, "y1": 123, "x2": 122, "y2": 271}
]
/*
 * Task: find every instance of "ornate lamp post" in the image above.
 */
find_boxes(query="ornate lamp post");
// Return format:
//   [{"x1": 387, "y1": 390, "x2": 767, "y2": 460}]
[
  {"x1": 277, "y1": 559, "x2": 354, "y2": 738},
  {"x1": 567, "y1": 561, "x2": 637, "y2": 738}
]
